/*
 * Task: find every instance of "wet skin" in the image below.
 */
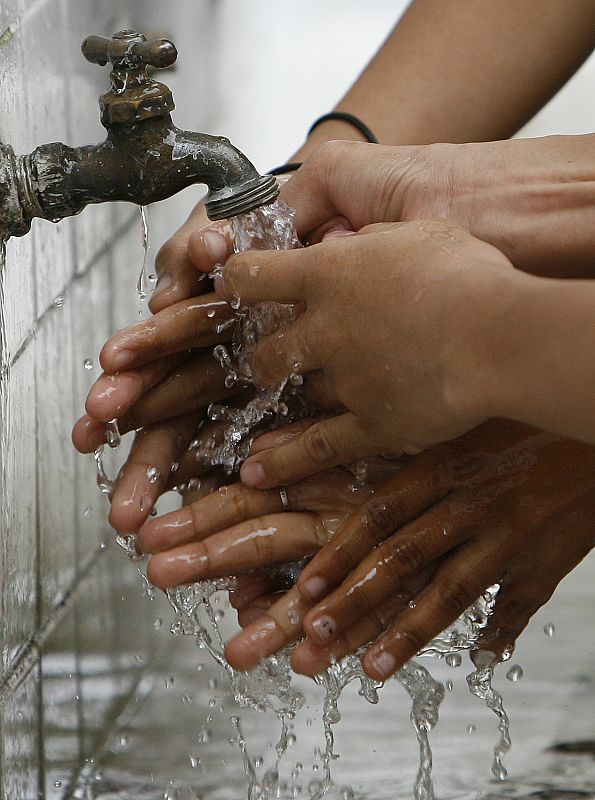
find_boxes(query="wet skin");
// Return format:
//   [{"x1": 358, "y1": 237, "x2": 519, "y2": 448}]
[
  {"x1": 136, "y1": 419, "x2": 595, "y2": 680},
  {"x1": 73, "y1": 186, "x2": 595, "y2": 678}
]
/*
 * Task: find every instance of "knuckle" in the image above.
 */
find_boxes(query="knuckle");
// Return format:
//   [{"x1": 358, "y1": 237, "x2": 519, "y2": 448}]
[
  {"x1": 360, "y1": 605, "x2": 389, "y2": 639},
  {"x1": 302, "y1": 424, "x2": 340, "y2": 466},
  {"x1": 438, "y1": 579, "x2": 478, "y2": 618},
  {"x1": 393, "y1": 627, "x2": 426, "y2": 657},
  {"x1": 386, "y1": 537, "x2": 425, "y2": 580},
  {"x1": 363, "y1": 496, "x2": 402, "y2": 538}
]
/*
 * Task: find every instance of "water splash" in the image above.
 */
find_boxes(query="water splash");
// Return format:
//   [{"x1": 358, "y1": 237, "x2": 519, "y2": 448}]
[
  {"x1": 200, "y1": 200, "x2": 306, "y2": 474},
  {"x1": 467, "y1": 662, "x2": 512, "y2": 781}
]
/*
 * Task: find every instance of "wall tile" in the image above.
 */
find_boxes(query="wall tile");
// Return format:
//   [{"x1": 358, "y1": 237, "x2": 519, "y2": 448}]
[
  {"x1": 0, "y1": 341, "x2": 38, "y2": 676},
  {"x1": 35, "y1": 301, "x2": 76, "y2": 620},
  {"x1": 0, "y1": 663, "x2": 42, "y2": 800}
]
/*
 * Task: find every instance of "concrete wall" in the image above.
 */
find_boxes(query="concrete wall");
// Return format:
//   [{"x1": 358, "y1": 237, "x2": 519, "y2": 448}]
[{"x1": 0, "y1": 2, "x2": 215, "y2": 797}]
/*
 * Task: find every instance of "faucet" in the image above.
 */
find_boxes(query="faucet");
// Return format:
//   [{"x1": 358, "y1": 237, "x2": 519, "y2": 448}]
[{"x1": 0, "y1": 30, "x2": 279, "y2": 240}]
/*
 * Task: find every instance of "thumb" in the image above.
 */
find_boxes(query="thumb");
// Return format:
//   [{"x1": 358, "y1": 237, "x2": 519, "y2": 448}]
[
  {"x1": 240, "y1": 412, "x2": 374, "y2": 489},
  {"x1": 281, "y1": 141, "x2": 419, "y2": 241}
]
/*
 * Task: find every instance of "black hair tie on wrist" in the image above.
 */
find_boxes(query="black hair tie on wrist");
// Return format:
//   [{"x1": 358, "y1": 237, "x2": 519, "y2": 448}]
[
  {"x1": 267, "y1": 162, "x2": 303, "y2": 176},
  {"x1": 307, "y1": 111, "x2": 378, "y2": 144}
]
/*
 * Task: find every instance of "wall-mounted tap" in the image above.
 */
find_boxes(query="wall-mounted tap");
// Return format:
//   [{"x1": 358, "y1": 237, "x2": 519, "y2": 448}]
[{"x1": 0, "y1": 30, "x2": 279, "y2": 240}]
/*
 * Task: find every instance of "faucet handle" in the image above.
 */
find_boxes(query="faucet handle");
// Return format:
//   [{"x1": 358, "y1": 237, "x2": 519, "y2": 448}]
[{"x1": 81, "y1": 30, "x2": 177, "y2": 71}]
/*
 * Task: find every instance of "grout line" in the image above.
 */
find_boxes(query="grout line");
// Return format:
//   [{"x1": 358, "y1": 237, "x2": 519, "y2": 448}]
[
  {"x1": 0, "y1": 538, "x2": 109, "y2": 707},
  {"x1": 3, "y1": 210, "x2": 139, "y2": 373}
]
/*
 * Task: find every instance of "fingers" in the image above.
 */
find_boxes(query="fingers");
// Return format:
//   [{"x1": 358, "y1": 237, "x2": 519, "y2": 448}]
[
  {"x1": 84, "y1": 354, "x2": 186, "y2": 423},
  {"x1": 188, "y1": 222, "x2": 234, "y2": 275},
  {"x1": 292, "y1": 587, "x2": 417, "y2": 677},
  {"x1": 108, "y1": 413, "x2": 197, "y2": 532},
  {"x1": 115, "y1": 351, "x2": 230, "y2": 431},
  {"x1": 145, "y1": 511, "x2": 326, "y2": 589},
  {"x1": 74, "y1": 352, "x2": 233, "y2": 454},
  {"x1": 216, "y1": 247, "x2": 314, "y2": 306},
  {"x1": 302, "y1": 500, "x2": 478, "y2": 646},
  {"x1": 149, "y1": 201, "x2": 213, "y2": 313},
  {"x1": 138, "y1": 482, "x2": 287, "y2": 554},
  {"x1": 224, "y1": 586, "x2": 309, "y2": 671},
  {"x1": 297, "y1": 454, "x2": 448, "y2": 603},
  {"x1": 361, "y1": 526, "x2": 514, "y2": 681},
  {"x1": 249, "y1": 319, "x2": 323, "y2": 387},
  {"x1": 240, "y1": 412, "x2": 373, "y2": 489},
  {"x1": 100, "y1": 293, "x2": 235, "y2": 374}
]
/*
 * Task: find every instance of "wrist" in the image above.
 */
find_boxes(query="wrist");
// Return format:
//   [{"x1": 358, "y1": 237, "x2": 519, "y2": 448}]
[
  {"x1": 444, "y1": 266, "x2": 534, "y2": 428},
  {"x1": 292, "y1": 117, "x2": 374, "y2": 163}
]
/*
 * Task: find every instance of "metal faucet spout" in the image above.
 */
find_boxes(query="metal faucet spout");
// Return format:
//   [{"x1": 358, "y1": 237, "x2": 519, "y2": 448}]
[{"x1": 0, "y1": 30, "x2": 279, "y2": 240}]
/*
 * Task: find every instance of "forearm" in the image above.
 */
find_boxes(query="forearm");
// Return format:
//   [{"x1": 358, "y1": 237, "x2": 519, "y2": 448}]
[
  {"x1": 442, "y1": 134, "x2": 595, "y2": 278},
  {"x1": 293, "y1": 0, "x2": 595, "y2": 160},
  {"x1": 470, "y1": 272, "x2": 595, "y2": 445}
]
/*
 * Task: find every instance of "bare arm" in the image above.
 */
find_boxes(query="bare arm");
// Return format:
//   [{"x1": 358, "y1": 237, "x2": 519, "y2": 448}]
[
  {"x1": 479, "y1": 273, "x2": 595, "y2": 445},
  {"x1": 295, "y1": 0, "x2": 595, "y2": 158}
]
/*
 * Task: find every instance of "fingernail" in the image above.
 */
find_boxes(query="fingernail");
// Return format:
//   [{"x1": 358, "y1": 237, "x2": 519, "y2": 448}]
[
  {"x1": 202, "y1": 229, "x2": 228, "y2": 263},
  {"x1": 152, "y1": 272, "x2": 173, "y2": 296},
  {"x1": 111, "y1": 349, "x2": 135, "y2": 372},
  {"x1": 369, "y1": 650, "x2": 396, "y2": 679},
  {"x1": 311, "y1": 615, "x2": 336, "y2": 643},
  {"x1": 302, "y1": 576, "x2": 327, "y2": 601},
  {"x1": 241, "y1": 461, "x2": 266, "y2": 488}
]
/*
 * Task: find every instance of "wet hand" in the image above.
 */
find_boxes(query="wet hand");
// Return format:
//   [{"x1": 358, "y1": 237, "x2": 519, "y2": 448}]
[
  {"x1": 216, "y1": 219, "x2": 518, "y2": 488},
  {"x1": 289, "y1": 420, "x2": 595, "y2": 679},
  {"x1": 71, "y1": 290, "x2": 238, "y2": 531},
  {"x1": 281, "y1": 137, "x2": 595, "y2": 278},
  {"x1": 137, "y1": 460, "x2": 396, "y2": 589}
]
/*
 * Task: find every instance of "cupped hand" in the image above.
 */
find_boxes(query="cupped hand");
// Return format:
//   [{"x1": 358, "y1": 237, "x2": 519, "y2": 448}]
[
  {"x1": 218, "y1": 420, "x2": 595, "y2": 676},
  {"x1": 72, "y1": 284, "x2": 238, "y2": 532},
  {"x1": 216, "y1": 219, "x2": 520, "y2": 488},
  {"x1": 137, "y1": 458, "x2": 398, "y2": 588}
]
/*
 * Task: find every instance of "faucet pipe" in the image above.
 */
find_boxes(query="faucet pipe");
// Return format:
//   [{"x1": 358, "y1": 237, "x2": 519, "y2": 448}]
[{"x1": 0, "y1": 30, "x2": 279, "y2": 240}]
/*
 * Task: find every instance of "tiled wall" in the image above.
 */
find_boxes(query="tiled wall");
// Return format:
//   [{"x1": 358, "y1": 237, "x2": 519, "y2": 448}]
[
  {"x1": 0, "y1": 2, "x2": 215, "y2": 797},
  {"x1": 3, "y1": 1, "x2": 595, "y2": 798}
]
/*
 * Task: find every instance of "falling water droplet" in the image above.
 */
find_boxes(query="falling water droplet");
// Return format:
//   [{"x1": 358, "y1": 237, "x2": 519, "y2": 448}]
[
  {"x1": 83, "y1": 358, "x2": 93, "y2": 370},
  {"x1": 445, "y1": 653, "x2": 462, "y2": 668},
  {"x1": 506, "y1": 665, "x2": 523, "y2": 682},
  {"x1": 153, "y1": 617, "x2": 162, "y2": 630},
  {"x1": 106, "y1": 419, "x2": 121, "y2": 448},
  {"x1": 53, "y1": 294, "x2": 64, "y2": 307},
  {"x1": 146, "y1": 465, "x2": 160, "y2": 484},
  {"x1": 543, "y1": 623, "x2": 555, "y2": 637},
  {"x1": 466, "y1": 723, "x2": 476, "y2": 733}
]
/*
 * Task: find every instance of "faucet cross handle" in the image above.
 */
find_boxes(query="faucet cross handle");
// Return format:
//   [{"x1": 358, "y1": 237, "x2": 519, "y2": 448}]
[{"x1": 81, "y1": 30, "x2": 177, "y2": 71}]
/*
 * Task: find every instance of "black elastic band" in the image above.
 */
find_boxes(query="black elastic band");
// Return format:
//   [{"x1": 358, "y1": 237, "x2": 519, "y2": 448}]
[
  {"x1": 308, "y1": 111, "x2": 378, "y2": 144},
  {"x1": 267, "y1": 162, "x2": 303, "y2": 176}
]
